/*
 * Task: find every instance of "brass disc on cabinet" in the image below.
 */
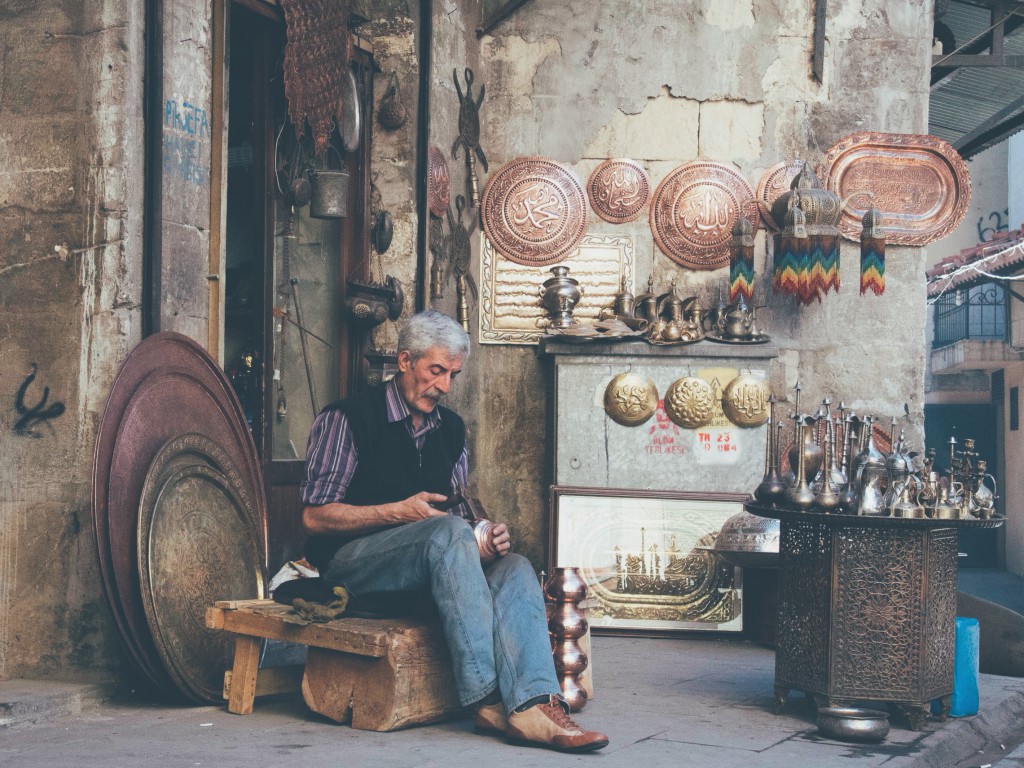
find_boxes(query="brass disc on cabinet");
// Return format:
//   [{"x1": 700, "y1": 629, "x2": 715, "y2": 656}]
[
  {"x1": 721, "y1": 374, "x2": 771, "y2": 428},
  {"x1": 665, "y1": 376, "x2": 715, "y2": 429},
  {"x1": 603, "y1": 372, "x2": 658, "y2": 427}
]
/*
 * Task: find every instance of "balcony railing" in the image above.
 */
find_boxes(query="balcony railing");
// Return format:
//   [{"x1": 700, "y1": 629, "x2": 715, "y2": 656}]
[{"x1": 932, "y1": 282, "x2": 1007, "y2": 349}]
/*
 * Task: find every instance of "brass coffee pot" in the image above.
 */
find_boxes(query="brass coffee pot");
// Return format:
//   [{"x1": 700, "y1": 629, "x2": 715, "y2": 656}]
[
  {"x1": 932, "y1": 484, "x2": 960, "y2": 520},
  {"x1": 889, "y1": 479, "x2": 925, "y2": 519},
  {"x1": 719, "y1": 299, "x2": 755, "y2": 339}
]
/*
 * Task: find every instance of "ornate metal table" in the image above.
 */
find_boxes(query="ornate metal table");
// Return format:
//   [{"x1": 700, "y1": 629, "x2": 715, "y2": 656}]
[{"x1": 745, "y1": 502, "x2": 1003, "y2": 729}]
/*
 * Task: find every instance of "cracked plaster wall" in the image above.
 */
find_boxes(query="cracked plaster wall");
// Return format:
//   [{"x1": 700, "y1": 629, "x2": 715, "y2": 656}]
[
  {"x1": 423, "y1": 0, "x2": 933, "y2": 569},
  {"x1": 0, "y1": 0, "x2": 144, "y2": 681}
]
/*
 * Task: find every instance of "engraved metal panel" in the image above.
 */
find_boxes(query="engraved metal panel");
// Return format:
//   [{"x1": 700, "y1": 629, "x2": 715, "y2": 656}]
[
  {"x1": 924, "y1": 529, "x2": 958, "y2": 698},
  {"x1": 588, "y1": 158, "x2": 650, "y2": 224},
  {"x1": 823, "y1": 132, "x2": 971, "y2": 245},
  {"x1": 428, "y1": 145, "x2": 450, "y2": 218},
  {"x1": 481, "y1": 156, "x2": 588, "y2": 266},
  {"x1": 775, "y1": 521, "x2": 831, "y2": 695},
  {"x1": 479, "y1": 234, "x2": 633, "y2": 344},
  {"x1": 831, "y1": 528, "x2": 923, "y2": 700},
  {"x1": 650, "y1": 161, "x2": 756, "y2": 270}
]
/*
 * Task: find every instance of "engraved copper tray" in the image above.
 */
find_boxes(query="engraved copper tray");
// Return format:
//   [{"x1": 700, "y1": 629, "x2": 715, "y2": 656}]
[
  {"x1": 481, "y1": 156, "x2": 588, "y2": 266},
  {"x1": 588, "y1": 159, "x2": 650, "y2": 224},
  {"x1": 138, "y1": 435, "x2": 265, "y2": 703},
  {"x1": 756, "y1": 160, "x2": 804, "y2": 230},
  {"x1": 650, "y1": 161, "x2": 756, "y2": 270},
  {"x1": 92, "y1": 332, "x2": 266, "y2": 697},
  {"x1": 823, "y1": 132, "x2": 971, "y2": 245},
  {"x1": 428, "y1": 145, "x2": 450, "y2": 218}
]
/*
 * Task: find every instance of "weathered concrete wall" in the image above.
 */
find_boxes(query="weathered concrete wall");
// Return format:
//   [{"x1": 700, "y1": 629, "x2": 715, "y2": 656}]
[
  {"x1": 0, "y1": 0, "x2": 145, "y2": 680},
  {"x1": 427, "y1": 0, "x2": 934, "y2": 569}
]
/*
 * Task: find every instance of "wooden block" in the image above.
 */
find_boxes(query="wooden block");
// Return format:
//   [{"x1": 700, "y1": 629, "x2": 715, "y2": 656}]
[
  {"x1": 224, "y1": 664, "x2": 304, "y2": 700},
  {"x1": 227, "y1": 636, "x2": 262, "y2": 715},
  {"x1": 301, "y1": 622, "x2": 461, "y2": 732}
]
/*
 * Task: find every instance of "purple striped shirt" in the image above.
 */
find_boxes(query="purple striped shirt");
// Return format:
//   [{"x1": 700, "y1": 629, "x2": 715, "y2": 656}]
[{"x1": 301, "y1": 377, "x2": 470, "y2": 514}]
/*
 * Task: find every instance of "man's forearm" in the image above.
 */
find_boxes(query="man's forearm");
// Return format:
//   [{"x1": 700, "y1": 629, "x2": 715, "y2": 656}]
[{"x1": 302, "y1": 501, "x2": 407, "y2": 537}]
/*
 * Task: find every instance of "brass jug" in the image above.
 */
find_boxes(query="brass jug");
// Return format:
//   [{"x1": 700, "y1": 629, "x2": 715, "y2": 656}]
[
  {"x1": 932, "y1": 484, "x2": 960, "y2": 521},
  {"x1": 889, "y1": 479, "x2": 925, "y2": 519},
  {"x1": 754, "y1": 398, "x2": 787, "y2": 505},
  {"x1": 786, "y1": 418, "x2": 817, "y2": 511}
]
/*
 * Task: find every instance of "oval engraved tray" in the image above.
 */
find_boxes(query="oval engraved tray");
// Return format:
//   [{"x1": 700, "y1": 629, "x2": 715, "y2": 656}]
[
  {"x1": 823, "y1": 132, "x2": 971, "y2": 246},
  {"x1": 744, "y1": 500, "x2": 1005, "y2": 529}
]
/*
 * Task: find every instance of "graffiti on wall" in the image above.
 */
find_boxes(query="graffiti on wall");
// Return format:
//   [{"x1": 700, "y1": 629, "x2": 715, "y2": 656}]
[
  {"x1": 977, "y1": 209, "x2": 1010, "y2": 242},
  {"x1": 13, "y1": 364, "x2": 65, "y2": 438},
  {"x1": 163, "y1": 98, "x2": 210, "y2": 186}
]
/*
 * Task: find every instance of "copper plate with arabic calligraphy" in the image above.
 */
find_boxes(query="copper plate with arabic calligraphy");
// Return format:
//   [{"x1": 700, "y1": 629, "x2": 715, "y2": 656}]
[
  {"x1": 756, "y1": 160, "x2": 804, "y2": 231},
  {"x1": 721, "y1": 374, "x2": 771, "y2": 428},
  {"x1": 588, "y1": 159, "x2": 650, "y2": 224},
  {"x1": 603, "y1": 372, "x2": 658, "y2": 427},
  {"x1": 428, "y1": 145, "x2": 450, "y2": 218},
  {"x1": 481, "y1": 156, "x2": 588, "y2": 266},
  {"x1": 650, "y1": 161, "x2": 756, "y2": 270},
  {"x1": 823, "y1": 132, "x2": 971, "y2": 245}
]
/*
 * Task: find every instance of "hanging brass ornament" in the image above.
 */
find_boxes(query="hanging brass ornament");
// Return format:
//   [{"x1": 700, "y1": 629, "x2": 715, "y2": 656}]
[
  {"x1": 665, "y1": 376, "x2": 715, "y2": 429},
  {"x1": 603, "y1": 372, "x2": 658, "y2": 427},
  {"x1": 721, "y1": 374, "x2": 771, "y2": 428}
]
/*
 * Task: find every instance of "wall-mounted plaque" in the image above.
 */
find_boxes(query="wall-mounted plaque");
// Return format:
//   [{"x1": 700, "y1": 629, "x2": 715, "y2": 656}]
[
  {"x1": 823, "y1": 132, "x2": 971, "y2": 245},
  {"x1": 650, "y1": 161, "x2": 756, "y2": 270},
  {"x1": 481, "y1": 156, "x2": 589, "y2": 267},
  {"x1": 756, "y1": 160, "x2": 804, "y2": 231},
  {"x1": 479, "y1": 233, "x2": 633, "y2": 344},
  {"x1": 588, "y1": 158, "x2": 650, "y2": 224}
]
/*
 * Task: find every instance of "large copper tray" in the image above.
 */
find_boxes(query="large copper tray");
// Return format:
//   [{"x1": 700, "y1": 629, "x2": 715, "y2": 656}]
[
  {"x1": 480, "y1": 156, "x2": 588, "y2": 267},
  {"x1": 138, "y1": 435, "x2": 264, "y2": 703},
  {"x1": 588, "y1": 158, "x2": 650, "y2": 224},
  {"x1": 92, "y1": 332, "x2": 266, "y2": 697},
  {"x1": 650, "y1": 161, "x2": 756, "y2": 270},
  {"x1": 823, "y1": 132, "x2": 971, "y2": 245}
]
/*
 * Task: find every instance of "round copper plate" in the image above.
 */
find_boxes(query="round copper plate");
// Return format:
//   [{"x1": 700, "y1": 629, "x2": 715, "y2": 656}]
[
  {"x1": 756, "y1": 160, "x2": 803, "y2": 230},
  {"x1": 603, "y1": 372, "x2": 658, "y2": 427},
  {"x1": 649, "y1": 161, "x2": 756, "y2": 270},
  {"x1": 139, "y1": 435, "x2": 264, "y2": 703},
  {"x1": 428, "y1": 145, "x2": 450, "y2": 218},
  {"x1": 587, "y1": 159, "x2": 650, "y2": 224},
  {"x1": 92, "y1": 332, "x2": 266, "y2": 696},
  {"x1": 480, "y1": 156, "x2": 588, "y2": 266},
  {"x1": 721, "y1": 374, "x2": 771, "y2": 428},
  {"x1": 665, "y1": 375, "x2": 715, "y2": 429}
]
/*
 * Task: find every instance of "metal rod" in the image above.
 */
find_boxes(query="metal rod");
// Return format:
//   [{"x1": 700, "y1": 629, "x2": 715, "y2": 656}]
[{"x1": 290, "y1": 278, "x2": 319, "y2": 415}]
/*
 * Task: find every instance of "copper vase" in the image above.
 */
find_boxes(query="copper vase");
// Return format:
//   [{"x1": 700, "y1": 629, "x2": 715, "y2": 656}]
[{"x1": 544, "y1": 567, "x2": 589, "y2": 712}]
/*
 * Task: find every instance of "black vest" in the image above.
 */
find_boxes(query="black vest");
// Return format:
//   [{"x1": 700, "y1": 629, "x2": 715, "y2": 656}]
[{"x1": 304, "y1": 384, "x2": 466, "y2": 571}]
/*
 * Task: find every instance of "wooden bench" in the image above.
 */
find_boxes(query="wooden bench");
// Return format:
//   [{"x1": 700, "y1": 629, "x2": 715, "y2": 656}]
[{"x1": 205, "y1": 599, "x2": 461, "y2": 731}]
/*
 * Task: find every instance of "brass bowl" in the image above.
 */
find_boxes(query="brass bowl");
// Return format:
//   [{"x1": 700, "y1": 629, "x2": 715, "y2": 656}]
[
  {"x1": 816, "y1": 707, "x2": 890, "y2": 743},
  {"x1": 603, "y1": 372, "x2": 658, "y2": 427},
  {"x1": 664, "y1": 375, "x2": 714, "y2": 429}
]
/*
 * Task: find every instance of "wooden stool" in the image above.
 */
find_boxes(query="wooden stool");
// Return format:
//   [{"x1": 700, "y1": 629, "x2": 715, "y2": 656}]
[{"x1": 205, "y1": 599, "x2": 461, "y2": 731}]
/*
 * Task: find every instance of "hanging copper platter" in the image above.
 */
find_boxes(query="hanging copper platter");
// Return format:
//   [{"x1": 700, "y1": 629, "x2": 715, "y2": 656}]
[
  {"x1": 428, "y1": 145, "x2": 450, "y2": 218},
  {"x1": 480, "y1": 156, "x2": 588, "y2": 266},
  {"x1": 756, "y1": 160, "x2": 804, "y2": 231},
  {"x1": 823, "y1": 132, "x2": 971, "y2": 245},
  {"x1": 587, "y1": 159, "x2": 650, "y2": 224},
  {"x1": 650, "y1": 161, "x2": 756, "y2": 270},
  {"x1": 92, "y1": 332, "x2": 266, "y2": 697},
  {"x1": 721, "y1": 374, "x2": 771, "y2": 428},
  {"x1": 138, "y1": 435, "x2": 265, "y2": 703},
  {"x1": 603, "y1": 372, "x2": 658, "y2": 427}
]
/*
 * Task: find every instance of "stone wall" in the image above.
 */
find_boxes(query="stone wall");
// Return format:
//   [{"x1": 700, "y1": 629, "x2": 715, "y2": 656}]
[
  {"x1": 426, "y1": 0, "x2": 933, "y2": 568},
  {"x1": 0, "y1": 0, "x2": 144, "y2": 680}
]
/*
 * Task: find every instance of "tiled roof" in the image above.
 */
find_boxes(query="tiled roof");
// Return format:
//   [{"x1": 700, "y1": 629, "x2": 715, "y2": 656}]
[{"x1": 926, "y1": 226, "x2": 1024, "y2": 297}]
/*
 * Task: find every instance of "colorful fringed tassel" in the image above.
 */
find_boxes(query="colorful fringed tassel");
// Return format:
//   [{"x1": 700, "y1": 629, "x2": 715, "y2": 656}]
[
  {"x1": 730, "y1": 217, "x2": 755, "y2": 303},
  {"x1": 772, "y1": 193, "x2": 807, "y2": 300},
  {"x1": 806, "y1": 234, "x2": 840, "y2": 304},
  {"x1": 860, "y1": 208, "x2": 885, "y2": 296}
]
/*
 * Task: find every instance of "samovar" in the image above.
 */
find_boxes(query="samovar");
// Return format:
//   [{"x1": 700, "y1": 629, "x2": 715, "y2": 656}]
[{"x1": 539, "y1": 265, "x2": 583, "y2": 329}]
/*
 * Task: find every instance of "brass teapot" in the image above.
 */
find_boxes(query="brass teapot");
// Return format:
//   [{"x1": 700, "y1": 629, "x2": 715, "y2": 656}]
[{"x1": 719, "y1": 299, "x2": 755, "y2": 339}]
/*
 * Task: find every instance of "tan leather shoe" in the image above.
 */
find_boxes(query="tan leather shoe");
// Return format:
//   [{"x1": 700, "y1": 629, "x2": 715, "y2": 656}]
[
  {"x1": 505, "y1": 696, "x2": 609, "y2": 753},
  {"x1": 474, "y1": 702, "x2": 507, "y2": 736}
]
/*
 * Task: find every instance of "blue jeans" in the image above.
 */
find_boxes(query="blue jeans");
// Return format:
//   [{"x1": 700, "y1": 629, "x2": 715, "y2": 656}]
[{"x1": 321, "y1": 515, "x2": 560, "y2": 712}]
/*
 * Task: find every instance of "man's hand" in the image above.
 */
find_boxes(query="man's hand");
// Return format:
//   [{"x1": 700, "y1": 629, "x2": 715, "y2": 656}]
[
  {"x1": 395, "y1": 491, "x2": 449, "y2": 522},
  {"x1": 478, "y1": 521, "x2": 511, "y2": 561}
]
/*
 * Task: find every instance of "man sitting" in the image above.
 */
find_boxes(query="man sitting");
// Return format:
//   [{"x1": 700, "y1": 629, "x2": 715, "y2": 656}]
[{"x1": 300, "y1": 310, "x2": 608, "y2": 752}]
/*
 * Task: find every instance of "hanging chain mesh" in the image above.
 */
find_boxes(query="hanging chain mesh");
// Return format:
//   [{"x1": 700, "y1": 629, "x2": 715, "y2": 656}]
[{"x1": 280, "y1": 0, "x2": 352, "y2": 156}]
